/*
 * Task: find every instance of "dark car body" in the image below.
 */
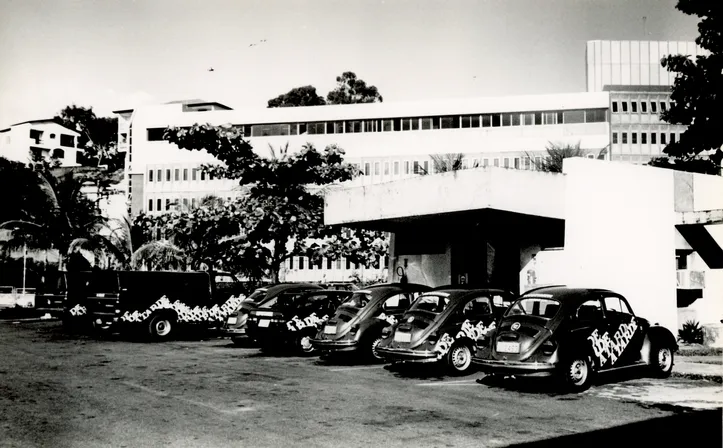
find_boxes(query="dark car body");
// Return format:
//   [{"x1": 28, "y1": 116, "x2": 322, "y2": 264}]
[
  {"x1": 377, "y1": 289, "x2": 512, "y2": 373},
  {"x1": 70, "y1": 270, "x2": 245, "y2": 339},
  {"x1": 246, "y1": 289, "x2": 353, "y2": 353},
  {"x1": 34, "y1": 271, "x2": 68, "y2": 317},
  {"x1": 310, "y1": 283, "x2": 431, "y2": 360},
  {"x1": 472, "y1": 286, "x2": 678, "y2": 390},
  {"x1": 222, "y1": 283, "x2": 322, "y2": 344}
]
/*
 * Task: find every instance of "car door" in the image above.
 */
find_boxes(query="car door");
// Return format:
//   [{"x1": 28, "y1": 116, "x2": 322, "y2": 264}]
[
  {"x1": 570, "y1": 298, "x2": 610, "y2": 370},
  {"x1": 600, "y1": 294, "x2": 646, "y2": 366}
]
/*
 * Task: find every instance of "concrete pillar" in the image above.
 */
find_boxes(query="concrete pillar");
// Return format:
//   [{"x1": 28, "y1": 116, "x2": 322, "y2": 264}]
[{"x1": 562, "y1": 158, "x2": 678, "y2": 333}]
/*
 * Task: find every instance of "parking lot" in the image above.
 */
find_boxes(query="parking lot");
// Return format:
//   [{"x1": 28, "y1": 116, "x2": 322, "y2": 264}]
[{"x1": 1, "y1": 320, "x2": 721, "y2": 448}]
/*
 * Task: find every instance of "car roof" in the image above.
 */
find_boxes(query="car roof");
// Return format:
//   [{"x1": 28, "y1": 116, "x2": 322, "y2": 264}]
[{"x1": 520, "y1": 286, "x2": 619, "y2": 304}]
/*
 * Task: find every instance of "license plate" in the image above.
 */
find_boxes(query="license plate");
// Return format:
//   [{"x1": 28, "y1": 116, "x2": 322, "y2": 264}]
[
  {"x1": 258, "y1": 319, "x2": 270, "y2": 328},
  {"x1": 227, "y1": 316, "x2": 237, "y2": 325},
  {"x1": 497, "y1": 341, "x2": 520, "y2": 353},
  {"x1": 95, "y1": 293, "x2": 105, "y2": 298},
  {"x1": 394, "y1": 332, "x2": 411, "y2": 343},
  {"x1": 324, "y1": 325, "x2": 336, "y2": 334},
  {"x1": 256, "y1": 311, "x2": 273, "y2": 317}
]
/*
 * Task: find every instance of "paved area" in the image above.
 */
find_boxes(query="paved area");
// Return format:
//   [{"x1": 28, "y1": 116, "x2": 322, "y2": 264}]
[{"x1": 0, "y1": 320, "x2": 721, "y2": 447}]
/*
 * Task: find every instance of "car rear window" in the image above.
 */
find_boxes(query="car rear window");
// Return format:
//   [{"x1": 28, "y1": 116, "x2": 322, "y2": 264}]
[
  {"x1": 409, "y1": 293, "x2": 451, "y2": 314},
  {"x1": 505, "y1": 296, "x2": 561, "y2": 319},
  {"x1": 341, "y1": 291, "x2": 372, "y2": 309}
]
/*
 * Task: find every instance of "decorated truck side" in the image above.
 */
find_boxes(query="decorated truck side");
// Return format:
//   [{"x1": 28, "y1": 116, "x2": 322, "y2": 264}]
[{"x1": 70, "y1": 270, "x2": 245, "y2": 340}]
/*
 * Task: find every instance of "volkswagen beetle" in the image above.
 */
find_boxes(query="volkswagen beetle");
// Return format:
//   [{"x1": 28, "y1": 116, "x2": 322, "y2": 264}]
[
  {"x1": 472, "y1": 286, "x2": 678, "y2": 391},
  {"x1": 376, "y1": 288, "x2": 512, "y2": 374}
]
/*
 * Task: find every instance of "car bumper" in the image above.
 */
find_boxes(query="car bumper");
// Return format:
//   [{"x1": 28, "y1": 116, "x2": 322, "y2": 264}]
[
  {"x1": 222, "y1": 327, "x2": 247, "y2": 337},
  {"x1": 309, "y1": 338, "x2": 358, "y2": 352},
  {"x1": 376, "y1": 347, "x2": 440, "y2": 363},
  {"x1": 472, "y1": 358, "x2": 557, "y2": 377}
]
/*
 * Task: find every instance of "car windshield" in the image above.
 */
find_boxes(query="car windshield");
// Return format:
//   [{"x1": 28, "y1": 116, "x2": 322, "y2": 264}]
[
  {"x1": 408, "y1": 293, "x2": 451, "y2": 314},
  {"x1": 504, "y1": 296, "x2": 561, "y2": 320},
  {"x1": 340, "y1": 291, "x2": 372, "y2": 309}
]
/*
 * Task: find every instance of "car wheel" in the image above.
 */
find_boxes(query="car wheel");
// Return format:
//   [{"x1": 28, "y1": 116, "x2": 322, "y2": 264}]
[
  {"x1": 650, "y1": 344, "x2": 674, "y2": 378},
  {"x1": 561, "y1": 356, "x2": 592, "y2": 392},
  {"x1": 447, "y1": 343, "x2": 473, "y2": 375},
  {"x1": 368, "y1": 335, "x2": 385, "y2": 361},
  {"x1": 148, "y1": 314, "x2": 174, "y2": 340}
]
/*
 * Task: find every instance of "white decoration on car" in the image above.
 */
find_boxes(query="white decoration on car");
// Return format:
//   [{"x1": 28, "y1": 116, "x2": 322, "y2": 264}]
[
  {"x1": 286, "y1": 313, "x2": 329, "y2": 331},
  {"x1": 433, "y1": 320, "x2": 496, "y2": 359},
  {"x1": 69, "y1": 304, "x2": 87, "y2": 316},
  {"x1": 587, "y1": 318, "x2": 638, "y2": 366},
  {"x1": 120, "y1": 295, "x2": 245, "y2": 324},
  {"x1": 377, "y1": 313, "x2": 398, "y2": 326}
]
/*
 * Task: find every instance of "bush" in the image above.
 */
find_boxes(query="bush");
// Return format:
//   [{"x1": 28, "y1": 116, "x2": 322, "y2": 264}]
[{"x1": 678, "y1": 320, "x2": 704, "y2": 344}]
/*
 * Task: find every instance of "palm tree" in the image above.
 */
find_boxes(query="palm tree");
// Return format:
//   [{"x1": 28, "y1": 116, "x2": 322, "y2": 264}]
[{"x1": 130, "y1": 240, "x2": 188, "y2": 271}]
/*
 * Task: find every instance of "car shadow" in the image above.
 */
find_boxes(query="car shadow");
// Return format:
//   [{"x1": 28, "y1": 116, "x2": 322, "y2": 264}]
[
  {"x1": 313, "y1": 352, "x2": 382, "y2": 367},
  {"x1": 476, "y1": 365, "x2": 657, "y2": 396},
  {"x1": 382, "y1": 361, "x2": 474, "y2": 380}
]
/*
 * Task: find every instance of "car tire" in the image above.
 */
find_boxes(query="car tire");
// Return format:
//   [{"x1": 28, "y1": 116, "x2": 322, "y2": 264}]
[
  {"x1": 447, "y1": 343, "x2": 473, "y2": 375},
  {"x1": 649, "y1": 343, "x2": 674, "y2": 378},
  {"x1": 560, "y1": 355, "x2": 593, "y2": 392},
  {"x1": 297, "y1": 334, "x2": 316, "y2": 355},
  {"x1": 367, "y1": 334, "x2": 385, "y2": 362},
  {"x1": 148, "y1": 314, "x2": 175, "y2": 340}
]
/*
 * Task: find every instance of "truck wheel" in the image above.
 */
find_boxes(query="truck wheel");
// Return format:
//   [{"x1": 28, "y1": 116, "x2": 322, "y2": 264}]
[
  {"x1": 148, "y1": 314, "x2": 175, "y2": 340},
  {"x1": 447, "y1": 342, "x2": 473, "y2": 375},
  {"x1": 560, "y1": 355, "x2": 593, "y2": 392},
  {"x1": 649, "y1": 343, "x2": 674, "y2": 378}
]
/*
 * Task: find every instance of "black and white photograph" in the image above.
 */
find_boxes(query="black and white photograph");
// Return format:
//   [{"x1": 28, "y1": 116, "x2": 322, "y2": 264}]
[{"x1": 0, "y1": 0, "x2": 721, "y2": 446}]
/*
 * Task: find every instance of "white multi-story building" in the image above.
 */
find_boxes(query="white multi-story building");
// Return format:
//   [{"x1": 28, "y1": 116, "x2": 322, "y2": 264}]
[
  {"x1": 586, "y1": 40, "x2": 705, "y2": 164},
  {"x1": 0, "y1": 119, "x2": 80, "y2": 167}
]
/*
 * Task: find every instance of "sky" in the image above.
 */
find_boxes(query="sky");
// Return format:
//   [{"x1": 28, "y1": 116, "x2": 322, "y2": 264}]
[{"x1": 0, "y1": 0, "x2": 700, "y2": 128}]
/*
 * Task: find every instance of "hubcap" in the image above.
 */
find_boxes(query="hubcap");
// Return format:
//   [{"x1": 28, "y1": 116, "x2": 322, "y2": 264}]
[
  {"x1": 657, "y1": 348, "x2": 672, "y2": 370},
  {"x1": 452, "y1": 347, "x2": 470, "y2": 369},
  {"x1": 371, "y1": 338, "x2": 383, "y2": 359},
  {"x1": 155, "y1": 320, "x2": 171, "y2": 336},
  {"x1": 569, "y1": 359, "x2": 587, "y2": 385}
]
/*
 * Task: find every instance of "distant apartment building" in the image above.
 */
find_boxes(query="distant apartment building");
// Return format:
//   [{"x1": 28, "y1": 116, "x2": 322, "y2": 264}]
[
  {"x1": 586, "y1": 40, "x2": 705, "y2": 164},
  {"x1": 0, "y1": 119, "x2": 80, "y2": 167}
]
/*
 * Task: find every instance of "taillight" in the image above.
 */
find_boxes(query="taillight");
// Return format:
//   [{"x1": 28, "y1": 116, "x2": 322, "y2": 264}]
[
  {"x1": 541, "y1": 339, "x2": 556, "y2": 355},
  {"x1": 349, "y1": 325, "x2": 359, "y2": 335},
  {"x1": 381, "y1": 327, "x2": 392, "y2": 339}
]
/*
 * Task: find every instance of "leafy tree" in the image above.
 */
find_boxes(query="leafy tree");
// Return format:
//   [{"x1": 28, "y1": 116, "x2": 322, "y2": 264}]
[
  {"x1": 131, "y1": 240, "x2": 188, "y2": 271},
  {"x1": 54, "y1": 105, "x2": 123, "y2": 170},
  {"x1": 326, "y1": 72, "x2": 383, "y2": 105},
  {"x1": 652, "y1": 0, "x2": 723, "y2": 173},
  {"x1": 268, "y1": 86, "x2": 327, "y2": 108},
  {"x1": 157, "y1": 126, "x2": 388, "y2": 282}
]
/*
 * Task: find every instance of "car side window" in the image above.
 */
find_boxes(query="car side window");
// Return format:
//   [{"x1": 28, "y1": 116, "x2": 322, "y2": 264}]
[
  {"x1": 381, "y1": 293, "x2": 411, "y2": 311},
  {"x1": 576, "y1": 299, "x2": 604, "y2": 322},
  {"x1": 603, "y1": 296, "x2": 633, "y2": 317},
  {"x1": 462, "y1": 296, "x2": 492, "y2": 318}
]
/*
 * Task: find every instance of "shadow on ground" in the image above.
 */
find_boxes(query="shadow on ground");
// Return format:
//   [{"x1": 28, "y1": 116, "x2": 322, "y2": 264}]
[{"x1": 507, "y1": 408, "x2": 722, "y2": 447}]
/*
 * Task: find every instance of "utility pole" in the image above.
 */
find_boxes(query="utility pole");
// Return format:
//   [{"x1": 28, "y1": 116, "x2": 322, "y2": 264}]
[{"x1": 22, "y1": 242, "x2": 27, "y2": 293}]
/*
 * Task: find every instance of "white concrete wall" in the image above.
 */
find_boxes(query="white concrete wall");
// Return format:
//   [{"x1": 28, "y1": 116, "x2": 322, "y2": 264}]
[
  {"x1": 519, "y1": 248, "x2": 567, "y2": 293},
  {"x1": 562, "y1": 157, "x2": 678, "y2": 333}
]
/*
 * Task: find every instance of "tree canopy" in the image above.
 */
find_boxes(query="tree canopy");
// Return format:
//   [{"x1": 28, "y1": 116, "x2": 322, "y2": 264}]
[
  {"x1": 267, "y1": 86, "x2": 327, "y2": 108},
  {"x1": 652, "y1": 0, "x2": 723, "y2": 173},
  {"x1": 327, "y1": 71, "x2": 383, "y2": 105},
  {"x1": 54, "y1": 105, "x2": 123, "y2": 170},
  {"x1": 143, "y1": 128, "x2": 387, "y2": 281}
]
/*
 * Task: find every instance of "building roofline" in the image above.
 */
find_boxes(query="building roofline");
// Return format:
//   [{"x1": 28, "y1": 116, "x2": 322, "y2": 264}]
[
  {"x1": 112, "y1": 108, "x2": 134, "y2": 114},
  {"x1": 603, "y1": 85, "x2": 672, "y2": 93}
]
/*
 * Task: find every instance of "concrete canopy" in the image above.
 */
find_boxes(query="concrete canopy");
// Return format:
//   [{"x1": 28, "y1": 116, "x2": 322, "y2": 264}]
[{"x1": 324, "y1": 167, "x2": 566, "y2": 232}]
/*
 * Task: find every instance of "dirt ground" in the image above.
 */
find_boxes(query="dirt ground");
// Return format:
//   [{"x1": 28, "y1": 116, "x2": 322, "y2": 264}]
[{"x1": 1, "y1": 320, "x2": 721, "y2": 448}]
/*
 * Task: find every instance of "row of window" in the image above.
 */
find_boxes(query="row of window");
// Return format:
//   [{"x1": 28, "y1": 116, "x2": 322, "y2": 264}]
[
  {"x1": 146, "y1": 108, "x2": 607, "y2": 140},
  {"x1": 148, "y1": 168, "x2": 218, "y2": 183},
  {"x1": 147, "y1": 196, "x2": 233, "y2": 212},
  {"x1": 285, "y1": 255, "x2": 388, "y2": 271},
  {"x1": 612, "y1": 131, "x2": 679, "y2": 145},
  {"x1": 612, "y1": 100, "x2": 669, "y2": 114}
]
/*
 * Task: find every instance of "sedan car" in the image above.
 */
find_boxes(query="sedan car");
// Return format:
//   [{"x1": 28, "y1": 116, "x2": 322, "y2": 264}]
[
  {"x1": 246, "y1": 289, "x2": 352, "y2": 354},
  {"x1": 376, "y1": 289, "x2": 512, "y2": 374},
  {"x1": 223, "y1": 283, "x2": 322, "y2": 345},
  {"x1": 472, "y1": 286, "x2": 678, "y2": 391},
  {"x1": 310, "y1": 283, "x2": 431, "y2": 361}
]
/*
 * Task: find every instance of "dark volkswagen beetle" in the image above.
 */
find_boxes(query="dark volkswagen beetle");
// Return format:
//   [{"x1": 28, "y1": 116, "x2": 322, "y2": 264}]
[
  {"x1": 472, "y1": 286, "x2": 678, "y2": 391},
  {"x1": 246, "y1": 289, "x2": 352, "y2": 354},
  {"x1": 376, "y1": 289, "x2": 512, "y2": 374},
  {"x1": 310, "y1": 283, "x2": 431, "y2": 361}
]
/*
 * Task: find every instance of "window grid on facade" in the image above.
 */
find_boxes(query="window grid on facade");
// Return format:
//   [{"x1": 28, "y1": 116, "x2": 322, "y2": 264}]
[
  {"x1": 632, "y1": 132, "x2": 637, "y2": 144},
  {"x1": 613, "y1": 132, "x2": 618, "y2": 144},
  {"x1": 651, "y1": 133, "x2": 657, "y2": 144},
  {"x1": 641, "y1": 133, "x2": 647, "y2": 144},
  {"x1": 622, "y1": 132, "x2": 628, "y2": 144}
]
